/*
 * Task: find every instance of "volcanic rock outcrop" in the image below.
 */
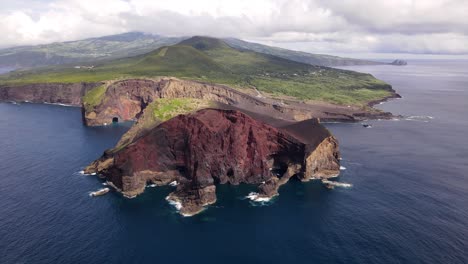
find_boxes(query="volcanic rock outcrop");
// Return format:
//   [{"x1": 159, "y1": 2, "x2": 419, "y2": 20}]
[
  {"x1": 81, "y1": 78, "x2": 397, "y2": 126},
  {"x1": 85, "y1": 109, "x2": 340, "y2": 216}
]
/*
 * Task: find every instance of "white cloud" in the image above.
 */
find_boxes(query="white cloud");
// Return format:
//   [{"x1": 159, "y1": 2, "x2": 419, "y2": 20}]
[{"x1": 0, "y1": 0, "x2": 467, "y2": 55}]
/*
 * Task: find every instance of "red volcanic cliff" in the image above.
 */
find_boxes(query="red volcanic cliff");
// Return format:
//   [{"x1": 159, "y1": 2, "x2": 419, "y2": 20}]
[
  {"x1": 81, "y1": 78, "x2": 395, "y2": 126},
  {"x1": 86, "y1": 109, "x2": 340, "y2": 216}
]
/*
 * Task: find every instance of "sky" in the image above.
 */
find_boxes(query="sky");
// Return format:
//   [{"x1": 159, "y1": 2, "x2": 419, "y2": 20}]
[{"x1": 1, "y1": 0, "x2": 467, "y2": 58}]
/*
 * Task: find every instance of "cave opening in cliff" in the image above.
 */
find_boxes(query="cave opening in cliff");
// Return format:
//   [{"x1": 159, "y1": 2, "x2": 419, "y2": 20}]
[
  {"x1": 271, "y1": 159, "x2": 288, "y2": 178},
  {"x1": 112, "y1": 117, "x2": 119, "y2": 123}
]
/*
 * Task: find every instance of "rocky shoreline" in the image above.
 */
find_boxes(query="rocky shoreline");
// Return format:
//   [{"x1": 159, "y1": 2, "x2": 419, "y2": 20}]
[
  {"x1": 0, "y1": 78, "x2": 400, "y2": 216},
  {"x1": 0, "y1": 77, "x2": 400, "y2": 124},
  {"x1": 84, "y1": 109, "x2": 341, "y2": 216}
]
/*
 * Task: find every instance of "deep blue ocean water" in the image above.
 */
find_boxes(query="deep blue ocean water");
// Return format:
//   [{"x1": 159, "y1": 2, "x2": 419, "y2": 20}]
[{"x1": 1, "y1": 60, "x2": 467, "y2": 263}]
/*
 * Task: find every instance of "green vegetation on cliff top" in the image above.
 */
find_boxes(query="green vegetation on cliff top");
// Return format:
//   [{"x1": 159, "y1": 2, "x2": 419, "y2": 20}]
[
  {"x1": 1, "y1": 36, "x2": 393, "y2": 106},
  {"x1": 82, "y1": 85, "x2": 107, "y2": 111},
  {"x1": 151, "y1": 98, "x2": 214, "y2": 121},
  {"x1": 114, "y1": 98, "x2": 214, "y2": 152}
]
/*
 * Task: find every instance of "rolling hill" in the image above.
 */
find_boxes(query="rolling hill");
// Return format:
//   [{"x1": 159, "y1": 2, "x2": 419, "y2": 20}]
[
  {"x1": 0, "y1": 32, "x2": 183, "y2": 69},
  {"x1": 223, "y1": 38, "x2": 383, "y2": 67},
  {"x1": 0, "y1": 32, "x2": 383, "y2": 69},
  {"x1": 0, "y1": 36, "x2": 394, "y2": 106}
]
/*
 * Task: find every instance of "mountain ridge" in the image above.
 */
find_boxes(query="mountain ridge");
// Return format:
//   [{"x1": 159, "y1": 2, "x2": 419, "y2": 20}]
[{"x1": 0, "y1": 32, "x2": 384, "y2": 69}]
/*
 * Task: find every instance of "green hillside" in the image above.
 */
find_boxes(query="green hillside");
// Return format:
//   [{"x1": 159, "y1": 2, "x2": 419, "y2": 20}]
[
  {"x1": 224, "y1": 38, "x2": 383, "y2": 67},
  {"x1": 0, "y1": 32, "x2": 385, "y2": 69},
  {"x1": 0, "y1": 36, "x2": 393, "y2": 106},
  {"x1": 0, "y1": 32, "x2": 183, "y2": 68}
]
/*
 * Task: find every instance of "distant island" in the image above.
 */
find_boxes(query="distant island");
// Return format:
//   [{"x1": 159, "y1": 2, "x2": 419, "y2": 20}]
[
  {"x1": 390, "y1": 59, "x2": 408, "y2": 66},
  {"x1": 0, "y1": 36, "x2": 401, "y2": 215}
]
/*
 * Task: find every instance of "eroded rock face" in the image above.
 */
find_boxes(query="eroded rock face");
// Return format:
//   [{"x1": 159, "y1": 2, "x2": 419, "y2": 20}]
[
  {"x1": 0, "y1": 82, "x2": 101, "y2": 106},
  {"x1": 82, "y1": 78, "x2": 397, "y2": 126},
  {"x1": 86, "y1": 109, "x2": 340, "y2": 216}
]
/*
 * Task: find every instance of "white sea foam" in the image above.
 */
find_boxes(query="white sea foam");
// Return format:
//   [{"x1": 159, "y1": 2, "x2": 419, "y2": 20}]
[
  {"x1": 246, "y1": 192, "x2": 273, "y2": 202},
  {"x1": 147, "y1": 184, "x2": 157, "y2": 188},
  {"x1": 76, "y1": 170, "x2": 91, "y2": 176},
  {"x1": 169, "y1": 181, "x2": 178, "y2": 186},
  {"x1": 166, "y1": 196, "x2": 182, "y2": 210},
  {"x1": 340, "y1": 166, "x2": 347, "y2": 170},
  {"x1": 405, "y1": 115, "x2": 434, "y2": 122},
  {"x1": 102, "y1": 182, "x2": 108, "y2": 186},
  {"x1": 322, "y1": 180, "x2": 353, "y2": 188},
  {"x1": 91, "y1": 172, "x2": 96, "y2": 176},
  {"x1": 44, "y1": 102, "x2": 74, "y2": 107}
]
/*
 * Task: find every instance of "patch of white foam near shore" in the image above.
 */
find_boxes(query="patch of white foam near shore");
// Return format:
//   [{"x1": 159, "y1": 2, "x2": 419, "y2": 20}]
[
  {"x1": 43, "y1": 102, "x2": 74, "y2": 107},
  {"x1": 244, "y1": 192, "x2": 277, "y2": 207},
  {"x1": 169, "y1": 181, "x2": 178, "y2": 186},
  {"x1": 75, "y1": 170, "x2": 91, "y2": 176},
  {"x1": 165, "y1": 196, "x2": 182, "y2": 211},
  {"x1": 405, "y1": 115, "x2": 434, "y2": 122},
  {"x1": 246, "y1": 192, "x2": 272, "y2": 202},
  {"x1": 146, "y1": 184, "x2": 157, "y2": 188},
  {"x1": 322, "y1": 180, "x2": 353, "y2": 188},
  {"x1": 340, "y1": 166, "x2": 346, "y2": 170}
]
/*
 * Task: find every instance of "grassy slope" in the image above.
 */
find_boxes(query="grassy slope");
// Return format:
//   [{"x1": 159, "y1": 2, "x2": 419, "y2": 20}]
[
  {"x1": 0, "y1": 32, "x2": 183, "y2": 68},
  {"x1": 0, "y1": 36, "x2": 392, "y2": 106},
  {"x1": 114, "y1": 98, "x2": 214, "y2": 151},
  {"x1": 82, "y1": 84, "x2": 107, "y2": 111},
  {"x1": 224, "y1": 38, "x2": 383, "y2": 67}
]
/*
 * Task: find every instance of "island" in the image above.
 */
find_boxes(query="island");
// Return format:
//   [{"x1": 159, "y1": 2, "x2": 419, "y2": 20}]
[
  {"x1": 0, "y1": 36, "x2": 401, "y2": 216},
  {"x1": 390, "y1": 59, "x2": 408, "y2": 66}
]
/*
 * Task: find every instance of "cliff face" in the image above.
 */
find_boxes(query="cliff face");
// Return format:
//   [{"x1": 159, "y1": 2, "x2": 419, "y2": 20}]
[
  {"x1": 0, "y1": 82, "x2": 102, "y2": 106},
  {"x1": 85, "y1": 109, "x2": 340, "y2": 216},
  {"x1": 83, "y1": 78, "x2": 318, "y2": 126},
  {"x1": 83, "y1": 78, "x2": 396, "y2": 126},
  {"x1": 0, "y1": 78, "x2": 397, "y2": 123}
]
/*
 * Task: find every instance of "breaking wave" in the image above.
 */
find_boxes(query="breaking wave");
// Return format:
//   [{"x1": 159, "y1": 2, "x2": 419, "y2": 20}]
[
  {"x1": 169, "y1": 181, "x2": 178, "y2": 186},
  {"x1": 245, "y1": 192, "x2": 277, "y2": 206},
  {"x1": 165, "y1": 196, "x2": 182, "y2": 211},
  {"x1": 44, "y1": 102, "x2": 74, "y2": 107},
  {"x1": 322, "y1": 180, "x2": 353, "y2": 188},
  {"x1": 405, "y1": 115, "x2": 434, "y2": 122}
]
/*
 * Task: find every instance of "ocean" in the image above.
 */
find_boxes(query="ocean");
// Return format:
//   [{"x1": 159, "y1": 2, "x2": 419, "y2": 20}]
[{"x1": 1, "y1": 60, "x2": 467, "y2": 263}]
